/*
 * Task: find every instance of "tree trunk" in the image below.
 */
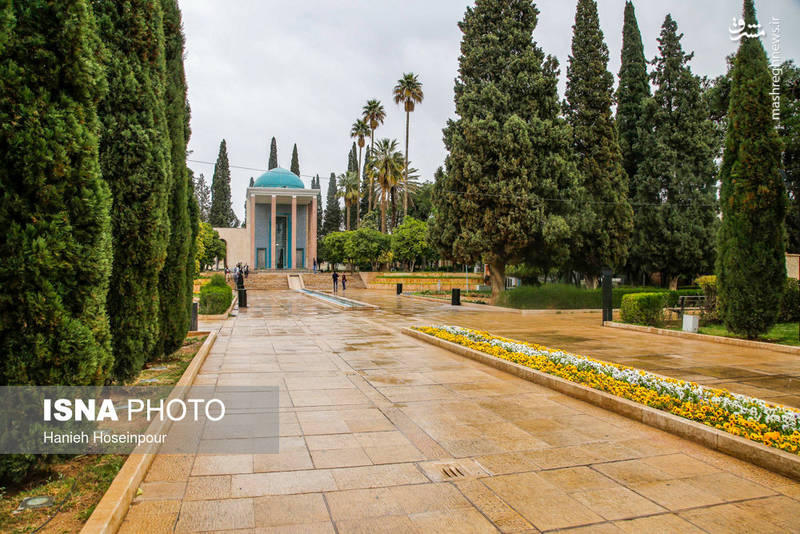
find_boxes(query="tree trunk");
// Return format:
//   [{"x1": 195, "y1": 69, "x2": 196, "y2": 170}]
[
  {"x1": 404, "y1": 110, "x2": 409, "y2": 217},
  {"x1": 668, "y1": 275, "x2": 679, "y2": 291},
  {"x1": 390, "y1": 188, "x2": 397, "y2": 230},
  {"x1": 380, "y1": 189, "x2": 386, "y2": 233},
  {"x1": 584, "y1": 274, "x2": 598, "y2": 290},
  {"x1": 345, "y1": 205, "x2": 350, "y2": 231},
  {"x1": 489, "y1": 261, "x2": 505, "y2": 304},
  {"x1": 369, "y1": 132, "x2": 374, "y2": 212}
]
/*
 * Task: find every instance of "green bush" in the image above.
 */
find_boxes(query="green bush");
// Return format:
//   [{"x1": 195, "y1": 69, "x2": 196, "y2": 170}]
[
  {"x1": 695, "y1": 275, "x2": 719, "y2": 322},
  {"x1": 779, "y1": 278, "x2": 800, "y2": 322},
  {"x1": 620, "y1": 293, "x2": 667, "y2": 327},
  {"x1": 498, "y1": 284, "x2": 678, "y2": 310},
  {"x1": 208, "y1": 273, "x2": 228, "y2": 287},
  {"x1": 199, "y1": 285, "x2": 232, "y2": 314}
]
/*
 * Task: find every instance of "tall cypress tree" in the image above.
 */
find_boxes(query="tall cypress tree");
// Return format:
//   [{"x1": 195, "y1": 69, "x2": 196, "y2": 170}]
[
  {"x1": 359, "y1": 146, "x2": 372, "y2": 221},
  {"x1": 187, "y1": 167, "x2": 199, "y2": 313},
  {"x1": 616, "y1": 1, "x2": 650, "y2": 183},
  {"x1": 322, "y1": 172, "x2": 342, "y2": 236},
  {"x1": 779, "y1": 62, "x2": 800, "y2": 253},
  {"x1": 347, "y1": 143, "x2": 359, "y2": 228},
  {"x1": 0, "y1": 0, "x2": 113, "y2": 386},
  {"x1": 95, "y1": 0, "x2": 172, "y2": 381},
  {"x1": 565, "y1": 0, "x2": 633, "y2": 286},
  {"x1": 717, "y1": 0, "x2": 786, "y2": 338},
  {"x1": 209, "y1": 139, "x2": 237, "y2": 227},
  {"x1": 430, "y1": 0, "x2": 579, "y2": 302},
  {"x1": 268, "y1": 136, "x2": 278, "y2": 169},
  {"x1": 290, "y1": 143, "x2": 300, "y2": 176},
  {"x1": 630, "y1": 15, "x2": 718, "y2": 289},
  {"x1": 314, "y1": 174, "x2": 323, "y2": 239},
  {"x1": 157, "y1": 0, "x2": 192, "y2": 357}
]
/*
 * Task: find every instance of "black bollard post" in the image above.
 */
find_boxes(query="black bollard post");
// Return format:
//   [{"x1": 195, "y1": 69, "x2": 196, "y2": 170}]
[
  {"x1": 191, "y1": 302, "x2": 198, "y2": 331},
  {"x1": 451, "y1": 288, "x2": 461, "y2": 306},
  {"x1": 396, "y1": 283, "x2": 403, "y2": 295},
  {"x1": 601, "y1": 267, "x2": 613, "y2": 323}
]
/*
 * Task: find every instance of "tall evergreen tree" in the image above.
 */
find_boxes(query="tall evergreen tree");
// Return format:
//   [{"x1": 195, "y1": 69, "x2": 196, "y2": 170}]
[
  {"x1": 430, "y1": 0, "x2": 579, "y2": 302},
  {"x1": 630, "y1": 14, "x2": 718, "y2": 289},
  {"x1": 0, "y1": 0, "x2": 113, "y2": 386},
  {"x1": 565, "y1": 0, "x2": 633, "y2": 286},
  {"x1": 616, "y1": 1, "x2": 650, "y2": 183},
  {"x1": 209, "y1": 139, "x2": 237, "y2": 227},
  {"x1": 95, "y1": 0, "x2": 172, "y2": 381},
  {"x1": 717, "y1": 0, "x2": 786, "y2": 338},
  {"x1": 322, "y1": 172, "x2": 342, "y2": 236},
  {"x1": 347, "y1": 142, "x2": 359, "y2": 229},
  {"x1": 187, "y1": 167, "x2": 199, "y2": 313},
  {"x1": 194, "y1": 172, "x2": 211, "y2": 222},
  {"x1": 359, "y1": 147, "x2": 372, "y2": 221},
  {"x1": 268, "y1": 136, "x2": 278, "y2": 169},
  {"x1": 157, "y1": 0, "x2": 192, "y2": 357},
  {"x1": 290, "y1": 143, "x2": 300, "y2": 176},
  {"x1": 243, "y1": 176, "x2": 254, "y2": 228},
  {"x1": 314, "y1": 174, "x2": 323, "y2": 240},
  {"x1": 778, "y1": 62, "x2": 800, "y2": 252}
]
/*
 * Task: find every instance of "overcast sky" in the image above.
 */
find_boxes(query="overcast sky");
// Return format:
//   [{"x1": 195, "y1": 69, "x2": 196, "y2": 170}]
[{"x1": 180, "y1": 0, "x2": 800, "y2": 221}]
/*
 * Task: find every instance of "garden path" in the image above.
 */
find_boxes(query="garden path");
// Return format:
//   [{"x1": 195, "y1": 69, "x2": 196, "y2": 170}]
[{"x1": 119, "y1": 290, "x2": 800, "y2": 533}]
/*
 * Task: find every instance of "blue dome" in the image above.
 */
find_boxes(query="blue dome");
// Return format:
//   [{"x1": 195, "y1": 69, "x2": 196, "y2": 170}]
[{"x1": 253, "y1": 167, "x2": 304, "y2": 188}]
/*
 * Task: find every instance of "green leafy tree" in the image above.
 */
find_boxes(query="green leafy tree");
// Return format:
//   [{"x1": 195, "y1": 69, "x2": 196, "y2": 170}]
[
  {"x1": 320, "y1": 231, "x2": 348, "y2": 266},
  {"x1": 268, "y1": 136, "x2": 278, "y2": 169},
  {"x1": 196, "y1": 222, "x2": 226, "y2": 271},
  {"x1": 430, "y1": 0, "x2": 579, "y2": 302},
  {"x1": 630, "y1": 15, "x2": 718, "y2": 289},
  {"x1": 565, "y1": 0, "x2": 633, "y2": 287},
  {"x1": 290, "y1": 143, "x2": 300, "y2": 176},
  {"x1": 616, "y1": 1, "x2": 650, "y2": 183},
  {"x1": 0, "y1": 0, "x2": 113, "y2": 387},
  {"x1": 157, "y1": 0, "x2": 192, "y2": 357},
  {"x1": 322, "y1": 172, "x2": 342, "y2": 235},
  {"x1": 393, "y1": 73, "x2": 424, "y2": 216},
  {"x1": 346, "y1": 226, "x2": 391, "y2": 271},
  {"x1": 209, "y1": 139, "x2": 238, "y2": 227},
  {"x1": 717, "y1": 0, "x2": 786, "y2": 338},
  {"x1": 95, "y1": 0, "x2": 172, "y2": 380},
  {"x1": 362, "y1": 99, "x2": 386, "y2": 212},
  {"x1": 778, "y1": 62, "x2": 800, "y2": 252},
  {"x1": 193, "y1": 172, "x2": 211, "y2": 222},
  {"x1": 409, "y1": 181, "x2": 434, "y2": 221},
  {"x1": 391, "y1": 217, "x2": 434, "y2": 271}
]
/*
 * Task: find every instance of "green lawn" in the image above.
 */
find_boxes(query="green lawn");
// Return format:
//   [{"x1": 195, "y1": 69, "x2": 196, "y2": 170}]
[{"x1": 697, "y1": 322, "x2": 800, "y2": 346}]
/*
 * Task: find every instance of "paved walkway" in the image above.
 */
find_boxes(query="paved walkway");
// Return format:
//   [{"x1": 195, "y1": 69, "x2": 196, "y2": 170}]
[{"x1": 120, "y1": 290, "x2": 800, "y2": 533}]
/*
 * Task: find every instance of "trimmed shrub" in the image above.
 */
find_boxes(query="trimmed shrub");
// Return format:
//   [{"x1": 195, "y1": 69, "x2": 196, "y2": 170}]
[
  {"x1": 695, "y1": 275, "x2": 718, "y2": 323},
  {"x1": 620, "y1": 293, "x2": 667, "y2": 327},
  {"x1": 199, "y1": 285, "x2": 233, "y2": 315},
  {"x1": 779, "y1": 279, "x2": 800, "y2": 322},
  {"x1": 208, "y1": 274, "x2": 228, "y2": 288}
]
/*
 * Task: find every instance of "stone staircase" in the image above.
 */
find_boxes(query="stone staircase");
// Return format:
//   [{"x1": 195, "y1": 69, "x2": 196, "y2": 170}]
[
  {"x1": 301, "y1": 272, "x2": 366, "y2": 290},
  {"x1": 244, "y1": 272, "x2": 290, "y2": 290}
]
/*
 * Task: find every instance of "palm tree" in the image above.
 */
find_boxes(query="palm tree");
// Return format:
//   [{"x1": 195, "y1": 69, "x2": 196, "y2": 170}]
[
  {"x1": 393, "y1": 73, "x2": 424, "y2": 217},
  {"x1": 389, "y1": 166, "x2": 421, "y2": 229},
  {"x1": 337, "y1": 171, "x2": 360, "y2": 231},
  {"x1": 362, "y1": 99, "x2": 386, "y2": 212},
  {"x1": 350, "y1": 119, "x2": 370, "y2": 223},
  {"x1": 371, "y1": 139, "x2": 404, "y2": 233}
]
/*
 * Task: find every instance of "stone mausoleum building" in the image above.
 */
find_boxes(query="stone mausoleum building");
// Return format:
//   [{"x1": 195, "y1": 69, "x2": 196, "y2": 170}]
[{"x1": 214, "y1": 167, "x2": 318, "y2": 269}]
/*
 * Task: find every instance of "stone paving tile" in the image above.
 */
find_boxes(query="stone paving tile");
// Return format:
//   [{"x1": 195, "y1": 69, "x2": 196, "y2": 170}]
[{"x1": 126, "y1": 290, "x2": 800, "y2": 532}]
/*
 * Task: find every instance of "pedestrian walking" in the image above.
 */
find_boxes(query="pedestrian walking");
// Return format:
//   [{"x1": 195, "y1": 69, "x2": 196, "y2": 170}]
[
  {"x1": 341, "y1": 274, "x2": 347, "y2": 291},
  {"x1": 225, "y1": 267, "x2": 230, "y2": 282},
  {"x1": 244, "y1": 264, "x2": 249, "y2": 278},
  {"x1": 332, "y1": 271, "x2": 339, "y2": 292},
  {"x1": 313, "y1": 258, "x2": 317, "y2": 274}
]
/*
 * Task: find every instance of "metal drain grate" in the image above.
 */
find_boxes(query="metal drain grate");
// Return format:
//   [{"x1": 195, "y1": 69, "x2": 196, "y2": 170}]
[{"x1": 441, "y1": 465, "x2": 466, "y2": 479}]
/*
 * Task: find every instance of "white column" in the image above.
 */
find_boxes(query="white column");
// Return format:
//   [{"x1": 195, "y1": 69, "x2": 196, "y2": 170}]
[
  {"x1": 309, "y1": 196, "x2": 317, "y2": 268},
  {"x1": 248, "y1": 193, "x2": 255, "y2": 268}
]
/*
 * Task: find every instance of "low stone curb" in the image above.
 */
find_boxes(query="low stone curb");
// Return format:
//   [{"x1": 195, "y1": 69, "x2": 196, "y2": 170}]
[
  {"x1": 605, "y1": 321, "x2": 800, "y2": 356},
  {"x1": 80, "y1": 331, "x2": 218, "y2": 534},
  {"x1": 402, "y1": 327, "x2": 800, "y2": 481},
  {"x1": 197, "y1": 293, "x2": 237, "y2": 321}
]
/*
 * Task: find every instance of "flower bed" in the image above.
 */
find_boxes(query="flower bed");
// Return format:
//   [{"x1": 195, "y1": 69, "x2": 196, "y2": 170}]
[{"x1": 415, "y1": 325, "x2": 800, "y2": 455}]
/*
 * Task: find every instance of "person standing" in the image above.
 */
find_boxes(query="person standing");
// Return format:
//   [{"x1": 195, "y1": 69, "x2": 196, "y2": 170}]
[
  {"x1": 244, "y1": 264, "x2": 249, "y2": 278},
  {"x1": 332, "y1": 270, "x2": 339, "y2": 292},
  {"x1": 341, "y1": 274, "x2": 347, "y2": 291},
  {"x1": 313, "y1": 257, "x2": 317, "y2": 274}
]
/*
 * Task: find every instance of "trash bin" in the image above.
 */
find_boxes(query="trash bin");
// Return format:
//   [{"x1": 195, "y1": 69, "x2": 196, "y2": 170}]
[
  {"x1": 451, "y1": 288, "x2": 461, "y2": 306},
  {"x1": 238, "y1": 288, "x2": 247, "y2": 308},
  {"x1": 682, "y1": 314, "x2": 699, "y2": 333},
  {"x1": 396, "y1": 283, "x2": 403, "y2": 295}
]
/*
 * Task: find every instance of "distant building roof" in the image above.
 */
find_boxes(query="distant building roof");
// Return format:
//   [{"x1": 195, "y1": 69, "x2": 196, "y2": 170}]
[{"x1": 253, "y1": 167, "x2": 304, "y2": 189}]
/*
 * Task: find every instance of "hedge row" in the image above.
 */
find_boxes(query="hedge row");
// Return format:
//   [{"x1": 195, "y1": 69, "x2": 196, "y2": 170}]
[
  {"x1": 199, "y1": 278, "x2": 232, "y2": 315},
  {"x1": 620, "y1": 293, "x2": 668, "y2": 327},
  {"x1": 498, "y1": 284, "x2": 702, "y2": 310}
]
